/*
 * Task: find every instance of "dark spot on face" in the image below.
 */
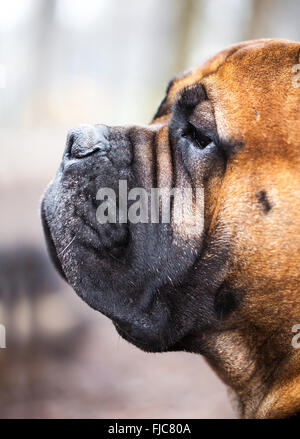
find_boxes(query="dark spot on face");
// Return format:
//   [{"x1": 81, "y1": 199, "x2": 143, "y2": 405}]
[
  {"x1": 253, "y1": 107, "x2": 259, "y2": 120},
  {"x1": 214, "y1": 285, "x2": 243, "y2": 320},
  {"x1": 256, "y1": 190, "x2": 272, "y2": 214}
]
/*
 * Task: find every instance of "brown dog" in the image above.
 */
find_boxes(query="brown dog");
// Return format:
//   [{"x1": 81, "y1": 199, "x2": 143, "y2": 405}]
[{"x1": 42, "y1": 39, "x2": 300, "y2": 418}]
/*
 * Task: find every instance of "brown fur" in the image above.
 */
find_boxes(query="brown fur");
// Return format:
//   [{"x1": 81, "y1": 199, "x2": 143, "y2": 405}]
[
  {"x1": 154, "y1": 39, "x2": 300, "y2": 418},
  {"x1": 42, "y1": 38, "x2": 300, "y2": 418}
]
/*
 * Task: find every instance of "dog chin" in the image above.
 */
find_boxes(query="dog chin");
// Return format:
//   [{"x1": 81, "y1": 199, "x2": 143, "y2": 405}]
[{"x1": 113, "y1": 321, "x2": 180, "y2": 353}]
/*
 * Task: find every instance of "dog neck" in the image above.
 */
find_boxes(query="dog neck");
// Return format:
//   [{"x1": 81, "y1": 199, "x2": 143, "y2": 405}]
[{"x1": 194, "y1": 328, "x2": 300, "y2": 418}]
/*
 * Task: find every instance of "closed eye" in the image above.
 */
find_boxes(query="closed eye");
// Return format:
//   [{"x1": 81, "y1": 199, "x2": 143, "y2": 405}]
[{"x1": 182, "y1": 122, "x2": 213, "y2": 149}]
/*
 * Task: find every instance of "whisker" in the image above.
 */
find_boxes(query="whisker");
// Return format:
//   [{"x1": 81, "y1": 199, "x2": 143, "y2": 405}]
[{"x1": 58, "y1": 234, "x2": 77, "y2": 256}]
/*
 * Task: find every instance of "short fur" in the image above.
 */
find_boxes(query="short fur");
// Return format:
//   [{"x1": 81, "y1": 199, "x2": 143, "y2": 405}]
[{"x1": 42, "y1": 39, "x2": 300, "y2": 418}]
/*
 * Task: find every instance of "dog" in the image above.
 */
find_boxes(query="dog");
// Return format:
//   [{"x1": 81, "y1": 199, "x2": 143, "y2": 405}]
[{"x1": 41, "y1": 39, "x2": 300, "y2": 418}]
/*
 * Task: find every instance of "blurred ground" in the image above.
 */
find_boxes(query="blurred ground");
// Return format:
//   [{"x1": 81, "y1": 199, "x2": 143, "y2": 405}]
[
  {"x1": 0, "y1": 180, "x2": 234, "y2": 419},
  {"x1": 0, "y1": 310, "x2": 235, "y2": 418}
]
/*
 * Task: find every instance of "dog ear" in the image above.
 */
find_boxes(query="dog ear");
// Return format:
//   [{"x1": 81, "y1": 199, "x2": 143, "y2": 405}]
[{"x1": 152, "y1": 77, "x2": 176, "y2": 120}]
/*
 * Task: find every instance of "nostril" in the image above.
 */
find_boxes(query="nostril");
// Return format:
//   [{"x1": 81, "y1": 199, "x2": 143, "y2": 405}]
[
  {"x1": 66, "y1": 125, "x2": 97, "y2": 159},
  {"x1": 65, "y1": 124, "x2": 109, "y2": 159}
]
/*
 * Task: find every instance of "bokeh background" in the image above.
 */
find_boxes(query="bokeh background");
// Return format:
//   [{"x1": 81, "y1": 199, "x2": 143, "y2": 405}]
[{"x1": 0, "y1": 0, "x2": 299, "y2": 419}]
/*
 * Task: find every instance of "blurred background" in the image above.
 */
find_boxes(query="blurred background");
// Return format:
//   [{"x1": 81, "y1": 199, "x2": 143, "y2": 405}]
[{"x1": 0, "y1": 0, "x2": 299, "y2": 419}]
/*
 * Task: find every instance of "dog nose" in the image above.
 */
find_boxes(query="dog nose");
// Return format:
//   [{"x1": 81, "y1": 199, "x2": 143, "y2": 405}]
[{"x1": 65, "y1": 124, "x2": 109, "y2": 159}]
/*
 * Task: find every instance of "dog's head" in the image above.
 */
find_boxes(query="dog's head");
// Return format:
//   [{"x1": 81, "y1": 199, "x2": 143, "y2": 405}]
[{"x1": 42, "y1": 39, "x2": 300, "y2": 417}]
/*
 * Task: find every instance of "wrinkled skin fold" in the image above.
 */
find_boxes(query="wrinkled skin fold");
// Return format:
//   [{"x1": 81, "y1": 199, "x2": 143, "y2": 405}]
[{"x1": 42, "y1": 39, "x2": 300, "y2": 418}]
